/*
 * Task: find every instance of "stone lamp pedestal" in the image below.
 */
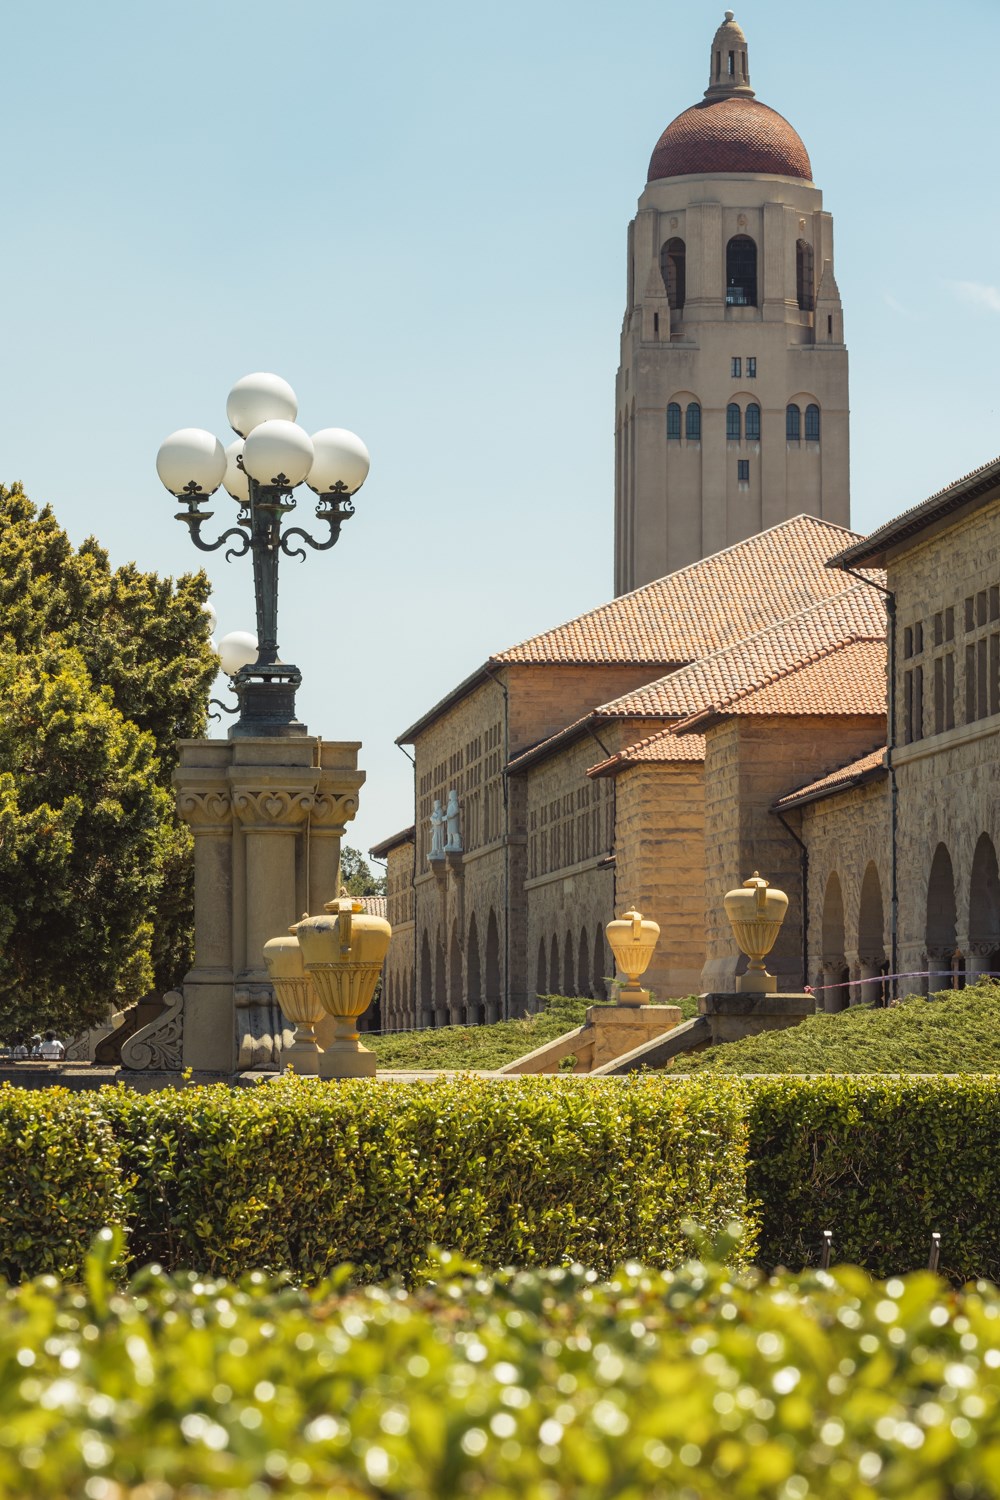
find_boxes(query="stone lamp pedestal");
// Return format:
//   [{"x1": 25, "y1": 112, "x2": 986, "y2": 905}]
[
  {"x1": 121, "y1": 736, "x2": 364, "y2": 1074},
  {"x1": 297, "y1": 896, "x2": 392, "y2": 1079}
]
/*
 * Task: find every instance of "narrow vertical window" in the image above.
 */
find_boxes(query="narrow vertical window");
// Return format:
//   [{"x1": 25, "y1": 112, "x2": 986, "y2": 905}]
[
  {"x1": 728, "y1": 49, "x2": 735, "y2": 75},
  {"x1": 737, "y1": 459, "x2": 750, "y2": 482},
  {"x1": 945, "y1": 653, "x2": 955, "y2": 729},
  {"x1": 786, "y1": 404, "x2": 801, "y2": 441},
  {"x1": 991, "y1": 634, "x2": 1000, "y2": 716},
  {"x1": 666, "y1": 402, "x2": 681, "y2": 440},
  {"x1": 966, "y1": 643, "x2": 976, "y2": 722},
  {"x1": 745, "y1": 403, "x2": 761, "y2": 440},
  {"x1": 978, "y1": 638, "x2": 988, "y2": 719},
  {"x1": 934, "y1": 657, "x2": 944, "y2": 734},
  {"x1": 904, "y1": 669, "x2": 914, "y2": 744},
  {"x1": 731, "y1": 356, "x2": 741, "y2": 378},
  {"x1": 726, "y1": 403, "x2": 741, "y2": 441},
  {"x1": 796, "y1": 240, "x2": 814, "y2": 311},
  {"x1": 660, "y1": 238, "x2": 685, "y2": 310},
  {"x1": 726, "y1": 236, "x2": 757, "y2": 307},
  {"x1": 685, "y1": 402, "x2": 701, "y2": 441},
  {"x1": 805, "y1": 404, "x2": 821, "y2": 441},
  {"x1": 746, "y1": 356, "x2": 757, "y2": 377},
  {"x1": 914, "y1": 665, "x2": 924, "y2": 741}
]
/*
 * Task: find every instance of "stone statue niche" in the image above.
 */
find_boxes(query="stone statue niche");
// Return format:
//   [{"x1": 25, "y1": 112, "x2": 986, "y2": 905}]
[{"x1": 428, "y1": 798, "x2": 446, "y2": 862}]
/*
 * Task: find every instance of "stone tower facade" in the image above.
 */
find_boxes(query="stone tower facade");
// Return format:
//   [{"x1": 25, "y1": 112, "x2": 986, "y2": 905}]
[{"x1": 614, "y1": 11, "x2": 850, "y2": 594}]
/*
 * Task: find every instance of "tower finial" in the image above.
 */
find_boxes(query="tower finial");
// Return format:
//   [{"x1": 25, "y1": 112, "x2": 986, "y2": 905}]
[{"x1": 705, "y1": 12, "x2": 754, "y2": 100}]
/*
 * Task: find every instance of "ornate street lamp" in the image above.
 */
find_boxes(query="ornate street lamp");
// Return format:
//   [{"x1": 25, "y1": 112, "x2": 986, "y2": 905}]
[{"x1": 156, "y1": 372, "x2": 369, "y2": 737}]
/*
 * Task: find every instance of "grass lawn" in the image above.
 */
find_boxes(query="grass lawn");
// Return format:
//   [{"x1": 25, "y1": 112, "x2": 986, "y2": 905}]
[
  {"x1": 369, "y1": 993, "x2": 699, "y2": 1071},
  {"x1": 667, "y1": 982, "x2": 1000, "y2": 1074}
]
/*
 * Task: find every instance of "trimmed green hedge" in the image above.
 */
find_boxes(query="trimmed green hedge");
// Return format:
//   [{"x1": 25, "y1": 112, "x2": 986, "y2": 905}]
[
  {"x1": 748, "y1": 1074, "x2": 1000, "y2": 1281},
  {"x1": 0, "y1": 1076, "x2": 751, "y2": 1283},
  {"x1": 5, "y1": 1239, "x2": 1000, "y2": 1498}
]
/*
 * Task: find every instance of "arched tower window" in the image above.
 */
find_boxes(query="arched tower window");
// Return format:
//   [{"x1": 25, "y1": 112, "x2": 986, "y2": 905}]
[
  {"x1": 805, "y1": 403, "x2": 821, "y2": 441},
  {"x1": 660, "y1": 238, "x2": 686, "y2": 310},
  {"x1": 726, "y1": 235, "x2": 757, "y2": 307},
  {"x1": 786, "y1": 403, "x2": 801, "y2": 441},
  {"x1": 796, "y1": 240, "x2": 814, "y2": 311},
  {"x1": 685, "y1": 402, "x2": 701, "y2": 441},
  {"x1": 726, "y1": 403, "x2": 741, "y2": 441},
  {"x1": 666, "y1": 402, "x2": 681, "y2": 440},
  {"x1": 745, "y1": 403, "x2": 761, "y2": 441}
]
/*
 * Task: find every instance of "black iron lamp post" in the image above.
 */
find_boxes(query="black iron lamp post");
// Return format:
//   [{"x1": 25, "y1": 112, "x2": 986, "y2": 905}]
[{"x1": 156, "y1": 372, "x2": 369, "y2": 737}]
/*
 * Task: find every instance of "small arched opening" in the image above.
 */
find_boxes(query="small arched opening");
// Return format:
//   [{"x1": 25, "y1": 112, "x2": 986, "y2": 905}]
[
  {"x1": 666, "y1": 402, "x2": 681, "y2": 440},
  {"x1": 549, "y1": 933, "x2": 560, "y2": 994},
  {"x1": 467, "y1": 913, "x2": 483, "y2": 1024},
  {"x1": 968, "y1": 833, "x2": 1000, "y2": 979},
  {"x1": 485, "y1": 909, "x2": 501, "y2": 1021},
  {"x1": 821, "y1": 871, "x2": 848, "y2": 1012},
  {"x1": 726, "y1": 235, "x2": 757, "y2": 307},
  {"x1": 419, "y1": 931, "x2": 433, "y2": 1028},
  {"x1": 726, "y1": 403, "x2": 741, "y2": 441},
  {"x1": 786, "y1": 403, "x2": 801, "y2": 442},
  {"x1": 563, "y1": 928, "x2": 575, "y2": 996},
  {"x1": 796, "y1": 239, "x2": 814, "y2": 311},
  {"x1": 857, "y1": 861, "x2": 887, "y2": 1006},
  {"x1": 927, "y1": 842, "x2": 960, "y2": 988},
  {"x1": 685, "y1": 401, "x2": 701, "y2": 441},
  {"x1": 578, "y1": 927, "x2": 591, "y2": 999},
  {"x1": 805, "y1": 403, "x2": 821, "y2": 442},
  {"x1": 660, "y1": 237, "x2": 686, "y2": 310}
]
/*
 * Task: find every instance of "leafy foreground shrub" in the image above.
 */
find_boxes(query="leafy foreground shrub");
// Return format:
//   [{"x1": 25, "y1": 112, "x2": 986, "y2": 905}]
[
  {"x1": 669, "y1": 984, "x2": 1000, "y2": 1075},
  {"x1": 0, "y1": 1076, "x2": 750, "y2": 1283},
  {"x1": 749, "y1": 1075, "x2": 1000, "y2": 1281},
  {"x1": 370, "y1": 993, "x2": 699, "y2": 1071},
  {"x1": 7, "y1": 1232, "x2": 1000, "y2": 1499}
]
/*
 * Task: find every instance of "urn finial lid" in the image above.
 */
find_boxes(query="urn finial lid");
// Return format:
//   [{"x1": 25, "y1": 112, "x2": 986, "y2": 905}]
[{"x1": 743, "y1": 871, "x2": 769, "y2": 889}]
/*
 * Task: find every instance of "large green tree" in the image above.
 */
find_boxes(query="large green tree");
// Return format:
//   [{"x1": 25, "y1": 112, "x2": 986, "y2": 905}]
[{"x1": 0, "y1": 484, "x2": 217, "y2": 1036}]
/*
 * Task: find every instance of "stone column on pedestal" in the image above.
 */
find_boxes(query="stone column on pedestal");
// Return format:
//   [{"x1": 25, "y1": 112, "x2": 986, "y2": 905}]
[
  {"x1": 175, "y1": 758, "x2": 236, "y2": 1072},
  {"x1": 158, "y1": 736, "x2": 365, "y2": 1075}
]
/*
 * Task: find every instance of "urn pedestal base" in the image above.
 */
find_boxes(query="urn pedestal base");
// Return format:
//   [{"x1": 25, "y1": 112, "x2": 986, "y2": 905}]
[{"x1": 319, "y1": 1040, "x2": 377, "y2": 1080}]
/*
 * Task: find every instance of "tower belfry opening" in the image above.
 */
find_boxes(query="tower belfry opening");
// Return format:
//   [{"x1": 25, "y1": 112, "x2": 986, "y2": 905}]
[{"x1": 614, "y1": 11, "x2": 849, "y2": 595}]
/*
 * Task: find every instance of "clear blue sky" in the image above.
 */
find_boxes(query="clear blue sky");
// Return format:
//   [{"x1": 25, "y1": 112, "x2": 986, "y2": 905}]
[{"x1": 2, "y1": 0, "x2": 998, "y2": 859}]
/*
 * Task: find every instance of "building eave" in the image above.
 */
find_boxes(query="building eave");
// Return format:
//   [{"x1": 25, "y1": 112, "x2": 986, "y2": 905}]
[{"x1": 829, "y1": 454, "x2": 1000, "y2": 570}]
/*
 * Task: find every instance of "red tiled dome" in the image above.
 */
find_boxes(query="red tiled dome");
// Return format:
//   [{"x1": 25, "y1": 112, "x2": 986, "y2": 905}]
[{"x1": 648, "y1": 95, "x2": 811, "y2": 183}]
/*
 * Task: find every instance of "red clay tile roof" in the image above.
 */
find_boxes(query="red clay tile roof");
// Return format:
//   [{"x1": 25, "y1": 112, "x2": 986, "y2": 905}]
[
  {"x1": 648, "y1": 96, "x2": 811, "y2": 182},
  {"x1": 596, "y1": 583, "x2": 886, "y2": 721},
  {"x1": 589, "y1": 729, "x2": 706, "y2": 779},
  {"x1": 678, "y1": 638, "x2": 887, "y2": 729},
  {"x1": 829, "y1": 452, "x2": 1000, "y2": 570},
  {"x1": 507, "y1": 582, "x2": 885, "y2": 775},
  {"x1": 495, "y1": 515, "x2": 862, "y2": 668},
  {"x1": 773, "y1": 747, "x2": 888, "y2": 810},
  {"x1": 361, "y1": 894, "x2": 387, "y2": 919}
]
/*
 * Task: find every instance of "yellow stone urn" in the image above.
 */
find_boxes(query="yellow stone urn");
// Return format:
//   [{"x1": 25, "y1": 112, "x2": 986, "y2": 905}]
[
  {"x1": 606, "y1": 908, "x2": 660, "y2": 1006},
  {"x1": 263, "y1": 917, "x2": 325, "y2": 1076},
  {"x1": 723, "y1": 872, "x2": 789, "y2": 993},
  {"x1": 295, "y1": 895, "x2": 391, "y2": 1079}
]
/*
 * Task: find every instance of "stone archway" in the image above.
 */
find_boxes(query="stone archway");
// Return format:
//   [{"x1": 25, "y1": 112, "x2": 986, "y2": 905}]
[
  {"x1": 449, "y1": 923, "x2": 464, "y2": 1025},
  {"x1": 968, "y1": 833, "x2": 1000, "y2": 980},
  {"x1": 927, "y1": 842, "x2": 960, "y2": 989},
  {"x1": 577, "y1": 927, "x2": 591, "y2": 1000},
  {"x1": 467, "y1": 913, "x2": 483, "y2": 1024},
  {"x1": 593, "y1": 927, "x2": 606, "y2": 1000},
  {"x1": 563, "y1": 928, "x2": 575, "y2": 997},
  {"x1": 549, "y1": 934, "x2": 560, "y2": 994},
  {"x1": 419, "y1": 931, "x2": 433, "y2": 1028},
  {"x1": 485, "y1": 909, "x2": 501, "y2": 1022},
  {"x1": 820, "y1": 871, "x2": 848, "y2": 1012},
  {"x1": 434, "y1": 933, "x2": 447, "y2": 1027},
  {"x1": 857, "y1": 861, "x2": 887, "y2": 1006}
]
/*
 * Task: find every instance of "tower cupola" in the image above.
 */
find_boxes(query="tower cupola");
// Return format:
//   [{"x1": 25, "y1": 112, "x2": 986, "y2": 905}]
[{"x1": 705, "y1": 11, "x2": 754, "y2": 100}]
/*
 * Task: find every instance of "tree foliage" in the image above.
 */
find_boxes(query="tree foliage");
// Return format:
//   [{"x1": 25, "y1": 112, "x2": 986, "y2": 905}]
[
  {"x1": 0, "y1": 483, "x2": 217, "y2": 1036},
  {"x1": 339, "y1": 844, "x2": 387, "y2": 898}
]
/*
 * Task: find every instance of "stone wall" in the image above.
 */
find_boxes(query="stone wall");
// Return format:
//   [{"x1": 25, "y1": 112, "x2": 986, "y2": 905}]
[
  {"x1": 887, "y1": 491, "x2": 1000, "y2": 987},
  {"x1": 796, "y1": 777, "x2": 890, "y2": 1008},
  {"x1": 613, "y1": 761, "x2": 706, "y2": 998},
  {"x1": 701, "y1": 714, "x2": 885, "y2": 991},
  {"x1": 380, "y1": 839, "x2": 415, "y2": 1029}
]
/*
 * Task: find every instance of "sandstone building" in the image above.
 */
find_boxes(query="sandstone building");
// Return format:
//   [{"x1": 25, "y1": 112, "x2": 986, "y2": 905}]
[{"x1": 371, "y1": 14, "x2": 999, "y2": 1030}]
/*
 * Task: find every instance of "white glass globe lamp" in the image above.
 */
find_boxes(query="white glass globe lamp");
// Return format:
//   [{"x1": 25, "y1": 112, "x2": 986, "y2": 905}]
[
  {"x1": 226, "y1": 373, "x2": 298, "y2": 438},
  {"x1": 218, "y1": 630, "x2": 259, "y2": 676},
  {"x1": 223, "y1": 439, "x2": 250, "y2": 503},
  {"x1": 242, "y1": 420, "x2": 314, "y2": 489},
  {"x1": 156, "y1": 429, "x2": 227, "y2": 497},
  {"x1": 201, "y1": 601, "x2": 218, "y2": 635},
  {"x1": 307, "y1": 428, "x2": 371, "y2": 496}
]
